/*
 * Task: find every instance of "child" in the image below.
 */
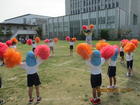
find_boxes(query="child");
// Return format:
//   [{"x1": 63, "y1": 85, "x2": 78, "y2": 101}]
[
  {"x1": 86, "y1": 50, "x2": 105, "y2": 104},
  {"x1": 69, "y1": 39, "x2": 74, "y2": 56},
  {"x1": 20, "y1": 51, "x2": 42, "y2": 104},
  {"x1": 48, "y1": 39, "x2": 55, "y2": 56},
  {"x1": 107, "y1": 48, "x2": 118, "y2": 88},
  {"x1": 126, "y1": 52, "x2": 133, "y2": 77},
  {"x1": 32, "y1": 41, "x2": 36, "y2": 52},
  {"x1": 0, "y1": 58, "x2": 4, "y2": 88},
  {"x1": 120, "y1": 45, "x2": 124, "y2": 64}
]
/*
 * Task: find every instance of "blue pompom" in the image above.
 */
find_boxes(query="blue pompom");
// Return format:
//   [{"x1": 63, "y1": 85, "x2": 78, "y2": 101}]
[
  {"x1": 111, "y1": 48, "x2": 119, "y2": 61},
  {"x1": 90, "y1": 50, "x2": 101, "y2": 66},
  {"x1": 26, "y1": 51, "x2": 37, "y2": 67}
]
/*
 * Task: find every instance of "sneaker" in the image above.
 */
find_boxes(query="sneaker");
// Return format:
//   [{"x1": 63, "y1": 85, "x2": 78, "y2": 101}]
[
  {"x1": 107, "y1": 86, "x2": 113, "y2": 89},
  {"x1": 126, "y1": 72, "x2": 131, "y2": 77},
  {"x1": 37, "y1": 97, "x2": 42, "y2": 103},
  {"x1": 113, "y1": 85, "x2": 117, "y2": 88},
  {"x1": 28, "y1": 98, "x2": 34, "y2": 104}
]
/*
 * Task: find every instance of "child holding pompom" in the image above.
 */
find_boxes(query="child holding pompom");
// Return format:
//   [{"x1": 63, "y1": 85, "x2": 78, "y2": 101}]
[
  {"x1": 86, "y1": 50, "x2": 105, "y2": 105},
  {"x1": 107, "y1": 48, "x2": 118, "y2": 88},
  {"x1": 69, "y1": 38, "x2": 75, "y2": 56},
  {"x1": 48, "y1": 39, "x2": 55, "y2": 56},
  {"x1": 126, "y1": 52, "x2": 133, "y2": 77},
  {"x1": 32, "y1": 41, "x2": 36, "y2": 52},
  {"x1": 20, "y1": 51, "x2": 43, "y2": 104}
]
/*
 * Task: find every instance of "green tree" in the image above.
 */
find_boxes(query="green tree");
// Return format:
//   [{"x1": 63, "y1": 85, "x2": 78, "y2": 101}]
[
  {"x1": 100, "y1": 29, "x2": 109, "y2": 40},
  {"x1": 0, "y1": 26, "x2": 4, "y2": 36},
  {"x1": 36, "y1": 27, "x2": 42, "y2": 38}
]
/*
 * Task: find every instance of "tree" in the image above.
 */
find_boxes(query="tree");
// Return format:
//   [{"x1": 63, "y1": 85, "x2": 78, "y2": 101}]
[
  {"x1": 100, "y1": 29, "x2": 109, "y2": 40},
  {"x1": 36, "y1": 27, "x2": 42, "y2": 38}
]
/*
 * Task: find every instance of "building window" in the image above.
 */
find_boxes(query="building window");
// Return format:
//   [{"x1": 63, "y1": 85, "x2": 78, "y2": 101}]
[
  {"x1": 116, "y1": 2, "x2": 119, "y2": 7},
  {"x1": 133, "y1": 14, "x2": 138, "y2": 25}
]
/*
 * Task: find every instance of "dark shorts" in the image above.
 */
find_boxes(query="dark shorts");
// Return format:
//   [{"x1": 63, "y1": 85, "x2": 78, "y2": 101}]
[
  {"x1": 70, "y1": 45, "x2": 73, "y2": 50},
  {"x1": 50, "y1": 46, "x2": 54, "y2": 50},
  {"x1": 108, "y1": 66, "x2": 116, "y2": 77},
  {"x1": 90, "y1": 74, "x2": 102, "y2": 88},
  {"x1": 127, "y1": 60, "x2": 133, "y2": 69},
  {"x1": 27, "y1": 73, "x2": 41, "y2": 87},
  {"x1": 120, "y1": 51, "x2": 124, "y2": 57}
]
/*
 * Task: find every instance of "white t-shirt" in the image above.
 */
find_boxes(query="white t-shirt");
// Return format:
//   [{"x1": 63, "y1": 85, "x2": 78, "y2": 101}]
[
  {"x1": 108, "y1": 59, "x2": 117, "y2": 66},
  {"x1": 10, "y1": 45, "x2": 16, "y2": 49},
  {"x1": 126, "y1": 53, "x2": 133, "y2": 61},
  {"x1": 20, "y1": 58, "x2": 43, "y2": 75},
  {"x1": 69, "y1": 42, "x2": 74, "y2": 46},
  {"x1": 120, "y1": 47, "x2": 124, "y2": 52},
  {"x1": 86, "y1": 58, "x2": 105, "y2": 75},
  {"x1": 48, "y1": 42, "x2": 54, "y2": 47},
  {"x1": 32, "y1": 43, "x2": 36, "y2": 48}
]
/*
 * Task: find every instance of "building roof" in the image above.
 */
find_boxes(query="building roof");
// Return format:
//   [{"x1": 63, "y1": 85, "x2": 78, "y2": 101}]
[
  {"x1": 5, "y1": 14, "x2": 51, "y2": 21},
  {"x1": 0, "y1": 23, "x2": 37, "y2": 26}
]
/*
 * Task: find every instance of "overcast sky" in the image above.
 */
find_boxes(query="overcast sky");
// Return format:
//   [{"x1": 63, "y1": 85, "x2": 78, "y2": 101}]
[{"x1": 0, "y1": 0, "x2": 65, "y2": 22}]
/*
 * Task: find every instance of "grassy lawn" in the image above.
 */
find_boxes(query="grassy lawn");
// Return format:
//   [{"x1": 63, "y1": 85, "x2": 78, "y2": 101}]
[{"x1": 0, "y1": 40, "x2": 140, "y2": 105}]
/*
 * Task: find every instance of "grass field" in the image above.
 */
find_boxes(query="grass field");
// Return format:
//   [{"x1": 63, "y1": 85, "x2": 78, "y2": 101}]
[{"x1": 0, "y1": 41, "x2": 140, "y2": 105}]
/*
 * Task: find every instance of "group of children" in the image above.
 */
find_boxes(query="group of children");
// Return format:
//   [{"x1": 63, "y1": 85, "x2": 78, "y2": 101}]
[{"x1": 0, "y1": 38, "x2": 136, "y2": 105}]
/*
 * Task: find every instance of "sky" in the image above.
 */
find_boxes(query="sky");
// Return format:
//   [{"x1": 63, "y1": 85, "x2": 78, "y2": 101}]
[{"x1": 0, "y1": 0, "x2": 65, "y2": 22}]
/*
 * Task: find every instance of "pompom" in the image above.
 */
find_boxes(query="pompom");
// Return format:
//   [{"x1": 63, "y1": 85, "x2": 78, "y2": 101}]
[
  {"x1": 6, "y1": 40, "x2": 12, "y2": 47},
  {"x1": 111, "y1": 48, "x2": 119, "y2": 61},
  {"x1": 130, "y1": 39, "x2": 139, "y2": 47},
  {"x1": 35, "y1": 45, "x2": 50, "y2": 60},
  {"x1": 121, "y1": 39, "x2": 129, "y2": 47},
  {"x1": 0, "y1": 42, "x2": 8, "y2": 59},
  {"x1": 11, "y1": 38, "x2": 18, "y2": 44},
  {"x1": 101, "y1": 45, "x2": 115, "y2": 59},
  {"x1": 96, "y1": 41, "x2": 110, "y2": 50},
  {"x1": 72, "y1": 37, "x2": 77, "y2": 42},
  {"x1": 65, "y1": 36, "x2": 70, "y2": 41},
  {"x1": 26, "y1": 51, "x2": 37, "y2": 67},
  {"x1": 35, "y1": 37, "x2": 40, "y2": 43},
  {"x1": 76, "y1": 43, "x2": 92, "y2": 60},
  {"x1": 26, "y1": 39, "x2": 33, "y2": 46},
  {"x1": 90, "y1": 50, "x2": 101, "y2": 66},
  {"x1": 89, "y1": 24, "x2": 94, "y2": 29},
  {"x1": 44, "y1": 39, "x2": 50, "y2": 43},
  {"x1": 53, "y1": 38, "x2": 59, "y2": 43},
  {"x1": 124, "y1": 42, "x2": 136, "y2": 53},
  {"x1": 4, "y1": 48, "x2": 22, "y2": 68},
  {"x1": 82, "y1": 25, "x2": 88, "y2": 30}
]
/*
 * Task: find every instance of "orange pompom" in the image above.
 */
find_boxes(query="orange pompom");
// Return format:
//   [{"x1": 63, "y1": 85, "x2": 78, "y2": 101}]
[
  {"x1": 124, "y1": 42, "x2": 136, "y2": 53},
  {"x1": 4, "y1": 48, "x2": 22, "y2": 68},
  {"x1": 76, "y1": 43, "x2": 92, "y2": 60},
  {"x1": 130, "y1": 39, "x2": 139, "y2": 47},
  {"x1": 35, "y1": 37, "x2": 40, "y2": 43},
  {"x1": 72, "y1": 37, "x2": 77, "y2": 42},
  {"x1": 11, "y1": 38, "x2": 18, "y2": 44},
  {"x1": 89, "y1": 24, "x2": 94, "y2": 29},
  {"x1": 96, "y1": 41, "x2": 110, "y2": 50},
  {"x1": 53, "y1": 38, "x2": 59, "y2": 43}
]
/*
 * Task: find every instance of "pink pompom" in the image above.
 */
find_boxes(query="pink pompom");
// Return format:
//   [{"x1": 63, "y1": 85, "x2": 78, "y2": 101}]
[
  {"x1": 113, "y1": 45, "x2": 120, "y2": 52},
  {"x1": 44, "y1": 39, "x2": 50, "y2": 43},
  {"x1": 82, "y1": 25, "x2": 88, "y2": 30},
  {"x1": 65, "y1": 36, "x2": 70, "y2": 41},
  {"x1": 6, "y1": 40, "x2": 12, "y2": 47},
  {"x1": 35, "y1": 45, "x2": 50, "y2": 60},
  {"x1": 101, "y1": 45, "x2": 115, "y2": 59},
  {"x1": 0, "y1": 42, "x2": 8, "y2": 59},
  {"x1": 26, "y1": 39, "x2": 33, "y2": 46}
]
